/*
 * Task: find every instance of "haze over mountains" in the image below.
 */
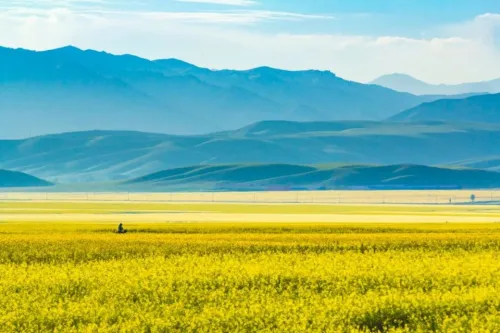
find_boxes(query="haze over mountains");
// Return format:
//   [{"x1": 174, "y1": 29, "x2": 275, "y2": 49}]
[
  {"x1": 2, "y1": 121, "x2": 500, "y2": 183},
  {"x1": 391, "y1": 93, "x2": 500, "y2": 123},
  {"x1": 0, "y1": 45, "x2": 478, "y2": 139},
  {"x1": 2, "y1": 45, "x2": 500, "y2": 188},
  {"x1": 372, "y1": 73, "x2": 500, "y2": 96}
]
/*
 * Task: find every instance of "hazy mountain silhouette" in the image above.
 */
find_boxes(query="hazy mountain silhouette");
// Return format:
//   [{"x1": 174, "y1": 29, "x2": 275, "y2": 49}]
[
  {"x1": 2, "y1": 121, "x2": 500, "y2": 182},
  {"x1": 125, "y1": 163, "x2": 500, "y2": 190},
  {"x1": 390, "y1": 93, "x2": 500, "y2": 122},
  {"x1": 0, "y1": 170, "x2": 52, "y2": 187},
  {"x1": 0, "y1": 46, "x2": 466, "y2": 138},
  {"x1": 372, "y1": 73, "x2": 500, "y2": 95}
]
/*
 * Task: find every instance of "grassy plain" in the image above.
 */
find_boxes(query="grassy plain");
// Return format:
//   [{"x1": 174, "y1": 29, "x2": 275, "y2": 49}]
[{"x1": 1, "y1": 197, "x2": 500, "y2": 332}]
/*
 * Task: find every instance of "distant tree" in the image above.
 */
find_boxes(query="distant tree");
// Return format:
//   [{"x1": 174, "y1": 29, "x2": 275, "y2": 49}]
[{"x1": 470, "y1": 194, "x2": 476, "y2": 203}]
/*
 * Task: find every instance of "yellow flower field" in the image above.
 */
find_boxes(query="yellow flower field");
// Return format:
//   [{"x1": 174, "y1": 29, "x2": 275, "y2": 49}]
[{"x1": 1, "y1": 201, "x2": 500, "y2": 332}]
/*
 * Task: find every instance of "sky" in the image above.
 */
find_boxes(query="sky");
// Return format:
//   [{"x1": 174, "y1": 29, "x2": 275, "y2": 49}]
[{"x1": 1, "y1": 0, "x2": 500, "y2": 84}]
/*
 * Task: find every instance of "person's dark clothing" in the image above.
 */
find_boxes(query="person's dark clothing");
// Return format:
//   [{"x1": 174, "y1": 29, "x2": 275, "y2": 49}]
[{"x1": 118, "y1": 223, "x2": 126, "y2": 233}]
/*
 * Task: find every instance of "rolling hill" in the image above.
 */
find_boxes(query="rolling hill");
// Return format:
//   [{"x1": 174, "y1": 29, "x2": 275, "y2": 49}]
[
  {"x1": 453, "y1": 156, "x2": 500, "y2": 172},
  {"x1": 2, "y1": 121, "x2": 500, "y2": 183},
  {"x1": 124, "y1": 164, "x2": 500, "y2": 190},
  {"x1": 0, "y1": 46, "x2": 464, "y2": 138},
  {"x1": 372, "y1": 73, "x2": 500, "y2": 95},
  {"x1": 390, "y1": 93, "x2": 500, "y2": 122},
  {"x1": 0, "y1": 170, "x2": 52, "y2": 188}
]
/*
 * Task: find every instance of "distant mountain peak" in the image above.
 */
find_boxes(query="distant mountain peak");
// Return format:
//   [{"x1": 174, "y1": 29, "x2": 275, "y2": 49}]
[
  {"x1": 154, "y1": 58, "x2": 198, "y2": 70},
  {"x1": 159, "y1": 58, "x2": 194, "y2": 65},
  {"x1": 47, "y1": 45, "x2": 83, "y2": 54},
  {"x1": 55, "y1": 45, "x2": 81, "y2": 51},
  {"x1": 377, "y1": 73, "x2": 419, "y2": 79},
  {"x1": 373, "y1": 73, "x2": 500, "y2": 95},
  {"x1": 248, "y1": 66, "x2": 335, "y2": 76},
  {"x1": 249, "y1": 66, "x2": 279, "y2": 72},
  {"x1": 372, "y1": 73, "x2": 428, "y2": 85}
]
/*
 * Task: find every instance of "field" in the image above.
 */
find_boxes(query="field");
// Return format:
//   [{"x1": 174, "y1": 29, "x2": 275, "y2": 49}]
[
  {"x1": 2, "y1": 189, "x2": 500, "y2": 204},
  {"x1": 2, "y1": 192, "x2": 500, "y2": 332}
]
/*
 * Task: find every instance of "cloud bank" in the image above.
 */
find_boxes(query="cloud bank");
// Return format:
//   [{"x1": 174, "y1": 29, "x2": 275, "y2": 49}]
[{"x1": 0, "y1": 3, "x2": 499, "y2": 84}]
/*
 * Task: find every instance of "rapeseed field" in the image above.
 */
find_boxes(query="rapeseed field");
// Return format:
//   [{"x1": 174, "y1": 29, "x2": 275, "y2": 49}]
[{"x1": 1, "y1": 203, "x2": 500, "y2": 332}]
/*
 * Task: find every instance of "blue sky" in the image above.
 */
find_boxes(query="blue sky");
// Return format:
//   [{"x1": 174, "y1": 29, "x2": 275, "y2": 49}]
[{"x1": 1, "y1": 0, "x2": 500, "y2": 83}]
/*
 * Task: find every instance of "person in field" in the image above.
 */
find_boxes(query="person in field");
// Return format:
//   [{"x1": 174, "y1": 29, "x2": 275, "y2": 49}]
[{"x1": 117, "y1": 223, "x2": 127, "y2": 234}]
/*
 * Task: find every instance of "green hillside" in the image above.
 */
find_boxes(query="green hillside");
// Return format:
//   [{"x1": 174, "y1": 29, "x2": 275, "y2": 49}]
[
  {"x1": 453, "y1": 156, "x2": 500, "y2": 172},
  {"x1": 124, "y1": 164, "x2": 500, "y2": 190},
  {"x1": 2, "y1": 121, "x2": 500, "y2": 183},
  {"x1": 0, "y1": 170, "x2": 52, "y2": 188},
  {"x1": 390, "y1": 93, "x2": 500, "y2": 122}
]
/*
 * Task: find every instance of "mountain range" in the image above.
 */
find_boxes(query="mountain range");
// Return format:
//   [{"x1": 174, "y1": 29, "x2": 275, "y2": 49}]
[
  {"x1": 5, "y1": 163, "x2": 500, "y2": 190},
  {"x1": 2, "y1": 46, "x2": 500, "y2": 189},
  {"x1": 2, "y1": 120, "x2": 500, "y2": 183},
  {"x1": 0, "y1": 46, "x2": 476, "y2": 139},
  {"x1": 125, "y1": 164, "x2": 500, "y2": 191},
  {"x1": 372, "y1": 73, "x2": 500, "y2": 96}
]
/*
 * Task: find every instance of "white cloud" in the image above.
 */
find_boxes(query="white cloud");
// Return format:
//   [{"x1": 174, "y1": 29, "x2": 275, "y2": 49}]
[
  {"x1": 175, "y1": 0, "x2": 257, "y2": 6},
  {"x1": 0, "y1": 7, "x2": 499, "y2": 84},
  {"x1": 1, "y1": 5, "x2": 331, "y2": 24},
  {"x1": 136, "y1": 10, "x2": 331, "y2": 24},
  {"x1": 445, "y1": 13, "x2": 500, "y2": 44},
  {"x1": 1, "y1": 0, "x2": 112, "y2": 9}
]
